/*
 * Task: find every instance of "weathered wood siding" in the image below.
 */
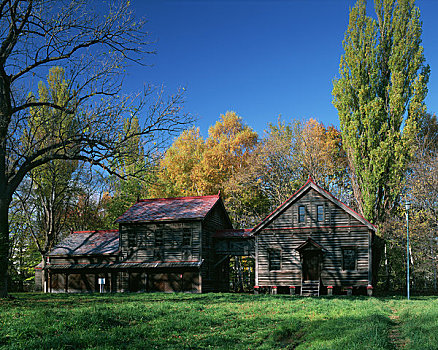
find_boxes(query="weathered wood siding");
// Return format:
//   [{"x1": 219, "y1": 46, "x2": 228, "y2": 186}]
[
  {"x1": 201, "y1": 202, "x2": 233, "y2": 292},
  {"x1": 269, "y1": 188, "x2": 363, "y2": 229},
  {"x1": 119, "y1": 221, "x2": 202, "y2": 263},
  {"x1": 214, "y1": 239, "x2": 255, "y2": 256},
  {"x1": 256, "y1": 187, "x2": 372, "y2": 287}
]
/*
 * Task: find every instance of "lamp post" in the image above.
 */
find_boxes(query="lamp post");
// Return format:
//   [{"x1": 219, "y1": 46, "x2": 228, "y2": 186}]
[{"x1": 405, "y1": 201, "x2": 411, "y2": 300}]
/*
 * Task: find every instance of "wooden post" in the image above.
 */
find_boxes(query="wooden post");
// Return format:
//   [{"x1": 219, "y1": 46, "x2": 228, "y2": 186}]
[
  {"x1": 65, "y1": 273, "x2": 68, "y2": 293},
  {"x1": 327, "y1": 285, "x2": 333, "y2": 296},
  {"x1": 289, "y1": 286, "x2": 296, "y2": 295},
  {"x1": 367, "y1": 285, "x2": 373, "y2": 297},
  {"x1": 271, "y1": 286, "x2": 277, "y2": 295}
]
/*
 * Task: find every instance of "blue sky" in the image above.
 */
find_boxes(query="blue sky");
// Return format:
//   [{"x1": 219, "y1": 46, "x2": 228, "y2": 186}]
[{"x1": 125, "y1": 0, "x2": 438, "y2": 137}]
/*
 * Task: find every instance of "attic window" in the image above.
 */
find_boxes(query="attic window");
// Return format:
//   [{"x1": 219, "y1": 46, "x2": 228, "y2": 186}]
[
  {"x1": 317, "y1": 205, "x2": 324, "y2": 222},
  {"x1": 298, "y1": 206, "x2": 305, "y2": 223}
]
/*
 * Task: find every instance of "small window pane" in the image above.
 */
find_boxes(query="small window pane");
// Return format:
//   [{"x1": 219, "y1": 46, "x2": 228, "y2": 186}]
[
  {"x1": 298, "y1": 206, "x2": 305, "y2": 223},
  {"x1": 269, "y1": 249, "x2": 281, "y2": 271},
  {"x1": 343, "y1": 249, "x2": 357, "y2": 270},
  {"x1": 182, "y1": 228, "x2": 192, "y2": 246},
  {"x1": 127, "y1": 227, "x2": 136, "y2": 248},
  {"x1": 317, "y1": 205, "x2": 324, "y2": 222},
  {"x1": 155, "y1": 230, "x2": 163, "y2": 247}
]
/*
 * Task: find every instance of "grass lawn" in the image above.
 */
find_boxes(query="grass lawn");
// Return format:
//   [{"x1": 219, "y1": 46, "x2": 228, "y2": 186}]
[{"x1": 0, "y1": 293, "x2": 437, "y2": 349}]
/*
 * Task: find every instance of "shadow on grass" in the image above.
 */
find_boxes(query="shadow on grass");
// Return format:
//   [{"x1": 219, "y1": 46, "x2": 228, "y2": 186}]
[{"x1": 1, "y1": 293, "x2": 398, "y2": 350}]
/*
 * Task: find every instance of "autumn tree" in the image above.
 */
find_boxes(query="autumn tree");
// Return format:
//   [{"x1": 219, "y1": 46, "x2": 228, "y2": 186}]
[
  {"x1": 202, "y1": 111, "x2": 258, "y2": 195},
  {"x1": 0, "y1": 1, "x2": 189, "y2": 297},
  {"x1": 297, "y1": 118, "x2": 348, "y2": 198},
  {"x1": 226, "y1": 118, "x2": 348, "y2": 227},
  {"x1": 332, "y1": 0, "x2": 429, "y2": 224},
  {"x1": 152, "y1": 111, "x2": 258, "y2": 201},
  {"x1": 150, "y1": 127, "x2": 205, "y2": 197}
]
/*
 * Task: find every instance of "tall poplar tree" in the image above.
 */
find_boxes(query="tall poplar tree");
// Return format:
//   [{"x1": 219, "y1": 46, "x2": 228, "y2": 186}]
[{"x1": 332, "y1": 0, "x2": 429, "y2": 224}]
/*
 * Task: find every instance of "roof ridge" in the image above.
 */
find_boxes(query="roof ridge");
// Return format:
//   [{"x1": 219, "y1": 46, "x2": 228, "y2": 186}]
[
  {"x1": 216, "y1": 228, "x2": 252, "y2": 232},
  {"x1": 252, "y1": 179, "x2": 376, "y2": 233},
  {"x1": 73, "y1": 229, "x2": 119, "y2": 234},
  {"x1": 137, "y1": 194, "x2": 219, "y2": 202}
]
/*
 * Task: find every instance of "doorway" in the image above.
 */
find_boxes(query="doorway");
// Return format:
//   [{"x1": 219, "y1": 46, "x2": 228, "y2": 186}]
[{"x1": 302, "y1": 253, "x2": 320, "y2": 281}]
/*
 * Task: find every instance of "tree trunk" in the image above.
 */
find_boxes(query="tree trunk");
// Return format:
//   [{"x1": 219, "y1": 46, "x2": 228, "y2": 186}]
[
  {"x1": 0, "y1": 197, "x2": 9, "y2": 297},
  {"x1": 41, "y1": 257, "x2": 48, "y2": 293}
]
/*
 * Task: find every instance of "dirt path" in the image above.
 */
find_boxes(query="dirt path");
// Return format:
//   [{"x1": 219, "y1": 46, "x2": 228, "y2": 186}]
[{"x1": 388, "y1": 306, "x2": 409, "y2": 349}]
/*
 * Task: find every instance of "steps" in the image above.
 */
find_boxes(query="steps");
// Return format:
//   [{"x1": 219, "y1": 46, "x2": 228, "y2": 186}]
[{"x1": 301, "y1": 280, "x2": 320, "y2": 296}]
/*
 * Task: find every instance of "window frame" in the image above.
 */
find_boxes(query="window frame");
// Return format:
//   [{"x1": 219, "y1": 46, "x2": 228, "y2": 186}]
[
  {"x1": 342, "y1": 247, "x2": 357, "y2": 271},
  {"x1": 268, "y1": 248, "x2": 282, "y2": 271},
  {"x1": 182, "y1": 227, "x2": 192, "y2": 247},
  {"x1": 127, "y1": 226, "x2": 136, "y2": 248},
  {"x1": 317, "y1": 205, "x2": 324, "y2": 222},
  {"x1": 298, "y1": 205, "x2": 306, "y2": 223},
  {"x1": 154, "y1": 228, "x2": 163, "y2": 247}
]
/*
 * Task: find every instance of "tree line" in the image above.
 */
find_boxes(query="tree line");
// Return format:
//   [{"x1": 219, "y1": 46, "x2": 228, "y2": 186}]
[{"x1": 1, "y1": 0, "x2": 437, "y2": 295}]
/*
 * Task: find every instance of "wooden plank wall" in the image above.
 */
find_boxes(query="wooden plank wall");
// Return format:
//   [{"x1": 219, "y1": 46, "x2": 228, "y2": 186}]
[
  {"x1": 214, "y1": 239, "x2": 255, "y2": 256},
  {"x1": 119, "y1": 221, "x2": 202, "y2": 263},
  {"x1": 257, "y1": 188, "x2": 371, "y2": 287},
  {"x1": 201, "y1": 203, "x2": 233, "y2": 292}
]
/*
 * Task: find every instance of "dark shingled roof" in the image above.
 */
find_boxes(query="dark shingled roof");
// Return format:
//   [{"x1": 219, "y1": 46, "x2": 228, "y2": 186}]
[
  {"x1": 48, "y1": 230, "x2": 119, "y2": 256},
  {"x1": 115, "y1": 195, "x2": 220, "y2": 223},
  {"x1": 46, "y1": 261, "x2": 202, "y2": 270},
  {"x1": 213, "y1": 229, "x2": 253, "y2": 239}
]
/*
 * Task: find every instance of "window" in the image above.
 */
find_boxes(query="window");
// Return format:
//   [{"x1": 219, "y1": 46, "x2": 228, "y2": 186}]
[
  {"x1": 127, "y1": 227, "x2": 136, "y2": 248},
  {"x1": 342, "y1": 248, "x2": 357, "y2": 270},
  {"x1": 182, "y1": 228, "x2": 192, "y2": 246},
  {"x1": 317, "y1": 205, "x2": 324, "y2": 222},
  {"x1": 269, "y1": 249, "x2": 281, "y2": 271},
  {"x1": 298, "y1": 206, "x2": 305, "y2": 223},
  {"x1": 155, "y1": 229, "x2": 163, "y2": 247},
  {"x1": 154, "y1": 249, "x2": 162, "y2": 260}
]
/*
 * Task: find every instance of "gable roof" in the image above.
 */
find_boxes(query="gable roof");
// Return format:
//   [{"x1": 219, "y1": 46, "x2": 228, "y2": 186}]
[
  {"x1": 48, "y1": 230, "x2": 119, "y2": 256},
  {"x1": 252, "y1": 177, "x2": 377, "y2": 234},
  {"x1": 296, "y1": 237, "x2": 327, "y2": 252},
  {"x1": 115, "y1": 194, "x2": 221, "y2": 223}
]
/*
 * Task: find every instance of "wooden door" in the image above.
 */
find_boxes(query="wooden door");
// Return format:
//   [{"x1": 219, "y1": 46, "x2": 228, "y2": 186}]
[{"x1": 303, "y1": 253, "x2": 320, "y2": 281}]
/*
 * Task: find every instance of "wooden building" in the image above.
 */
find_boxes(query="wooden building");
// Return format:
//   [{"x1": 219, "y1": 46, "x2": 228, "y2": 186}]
[
  {"x1": 36, "y1": 194, "x2": 233, "y2": 293},
  {"x1": 36, "y1": 179, "x2": 377, "y2": 295},
  {"x1": 252, "y1": 178, "x2": 377, "y2": 295}
]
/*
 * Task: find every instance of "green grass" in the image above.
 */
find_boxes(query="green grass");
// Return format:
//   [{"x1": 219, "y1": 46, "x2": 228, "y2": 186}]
[{"x1": 0, "y1": 293, "x2": 437, "y2": 349}]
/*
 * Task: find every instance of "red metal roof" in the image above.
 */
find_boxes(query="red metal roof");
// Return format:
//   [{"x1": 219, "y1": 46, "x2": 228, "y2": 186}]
[
  {"x1": 46, "y1": 261, "x2": 202, "y2": 270},
  {"x1": 48, "y1": 230, "x2": 119, "y2": 256},
  {"x1": 115, "y1": 195, "x2": 220, "y2": 223},
  {"x1": 213, "y1": 229, "x2": 253, "y2": 238}
]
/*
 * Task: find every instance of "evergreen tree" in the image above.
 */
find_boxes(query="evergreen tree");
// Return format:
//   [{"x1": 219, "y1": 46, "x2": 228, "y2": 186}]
[{"x1": 332, "y1": 0, "x2": 429, "y2": 224}]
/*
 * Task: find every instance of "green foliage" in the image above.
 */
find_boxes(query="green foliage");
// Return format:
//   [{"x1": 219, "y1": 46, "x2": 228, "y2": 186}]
[
  {"x1": 0, "y1": 293, "x2": 422, "y2": 349},
  {"x1": 332, "y1": 0, "x2": 429, "y2": 224},
  {"x1": 11, "y1": 67, "x2": 80, "y2": 277},
  {"x1": 104, "y1": 116, "x2": 155, "y2": 226}
]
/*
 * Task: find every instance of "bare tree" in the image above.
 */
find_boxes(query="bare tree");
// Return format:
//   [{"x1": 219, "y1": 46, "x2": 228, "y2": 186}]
[{"x1": 0, "y1": 0, "x2": 190, "y2": 297}]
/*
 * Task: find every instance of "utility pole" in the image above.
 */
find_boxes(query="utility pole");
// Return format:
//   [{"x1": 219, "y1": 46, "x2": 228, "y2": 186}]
[{"x1": 406, "y1": 201, "x2": 410, "y2": 300}]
